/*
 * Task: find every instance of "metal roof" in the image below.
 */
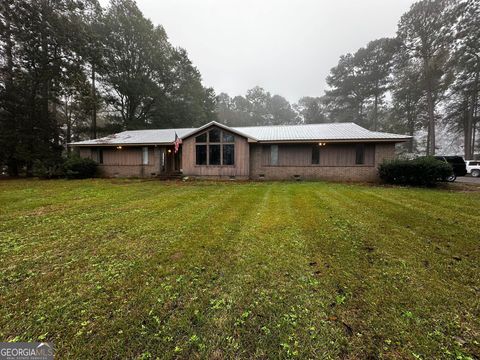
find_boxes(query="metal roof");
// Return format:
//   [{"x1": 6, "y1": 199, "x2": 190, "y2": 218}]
[
  {"x1": 181, "y1": 121, "x2": 258, "y2": 141},
  {"x1": 233, "y1": 123, "x2": 410, "y2": 142},
  {"x1": 70, "y1": 128, "x2": 196, "y2": 146},
  {"x1": 69, "y1": 122, "x2": 410, "y2": 146}
]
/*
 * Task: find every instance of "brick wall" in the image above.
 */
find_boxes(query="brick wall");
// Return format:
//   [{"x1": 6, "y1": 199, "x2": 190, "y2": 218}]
[
  {"x1": 249, "y1": 143, "x2": 396, "y2": 182},
  {"x1": 97, "y1": 164, "x2": 159, "y2": 178}
]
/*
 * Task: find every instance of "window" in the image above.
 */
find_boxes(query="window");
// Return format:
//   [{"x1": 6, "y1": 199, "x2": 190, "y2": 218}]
[
  {"x1": 312, "y1": 145, "x2": 320, "y2": 165},
  {"x1": 209, "y1": 128, "x2": 221, "y2": 142},
  {"x1": 195, "y1": 128, "x2": 235, "y2": 165},
  {"x1": 223, "y1": 132, "x2": 235, "y2": 142},
  {"x1": 271, "y1": 145, "x2": 279, "y2": 166},
  {"x1": 161, "y1": 151, "x2": 166, "y2": 171},
  {"x1": 209, "y1": 144, "x2": 221, "y2": 165},
  {"x1": 196, "y1": 133, "x2": 207, "y2": 142},
  {"x1": 355, "y1": 144, "x2": 365, "y2": 165},
  {"x1": 196, "y1": 145, "x2": 207, "y2": 165},
  {"x1": 142, "y1": 147, "x2": 149, "y2": 165},
  {"x1": 223, "y1": 144, "x2": 234, "y2": 165},
  {"x1": 93, "y1": 148, "x2": 103, "y2": 164}
]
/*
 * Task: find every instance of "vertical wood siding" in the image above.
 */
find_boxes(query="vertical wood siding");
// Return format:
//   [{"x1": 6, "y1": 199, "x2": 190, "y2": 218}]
[
  {"x1": 181, "y1": 126, "x2": 250, "y2": 178},
  {"x1": 250, "y1": 142, "x2": 395, "y2": 181},
  {"x1": 78, "y1": 140, "x2": 396, "y2": 181},
  {"x1": 260, "y1": 143, "x2": 374, "y2": 166},
  {"x1": 78, "y1": 146, "x2": 161, "y2": 177}
]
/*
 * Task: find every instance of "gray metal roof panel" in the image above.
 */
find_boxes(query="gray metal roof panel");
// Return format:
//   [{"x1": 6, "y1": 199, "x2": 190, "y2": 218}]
[
  {"x1": 70, "y1": 128, "x2": 196, "y2": 146},
  {"x1": 232, "y1": 123, "x2": 409, "y2": 141},
  {"x1": 69, "y1": 122, "x2": 410, "y2": 146},
  {"x1": 181, "y1": 121, "x2": 258, "y2": 141}
]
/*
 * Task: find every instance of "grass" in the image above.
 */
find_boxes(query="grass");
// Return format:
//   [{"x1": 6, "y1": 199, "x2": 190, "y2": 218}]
[{"x1": 0, "y1": 179, "x2": 479, "y2": 359}]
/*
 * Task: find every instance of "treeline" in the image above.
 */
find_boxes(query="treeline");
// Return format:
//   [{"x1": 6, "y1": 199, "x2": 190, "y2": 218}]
[
  {"x1": 1, "y1": 0, "x2": 479, "y2": 176},
  {"x1": 0, "y1": 0, "x2": 216, "y2": 176},
  {"x1": 217, "y1": 0, "x2": 479, "y2": 157}
]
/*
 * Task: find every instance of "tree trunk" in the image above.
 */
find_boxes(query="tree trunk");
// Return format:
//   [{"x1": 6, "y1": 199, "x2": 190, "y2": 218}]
[
  {"x1": 373, "y1": 93, "x2": 379, "y2": 131},
  {"x1": 471, "y1": 70, "x2": 479, "y2": 159},
  {"x1": 473, "y1": 122, "x2": 477, "y2": 158},
  {"x1": 424, "y1": 57, "x2": 436, "y2": 156},
  {"x1": 358, "y1": 100, "x2": 364, "y2": 125},
  {"x1": 52, "y1": 48, "x2": 59, "y2": 148},
  {"x1": 407, "y1": 105, "x2": 415, "y2": 153},
  {"x1": 3, "y1": 0, "x2": 19, "y2": 176},
  {"x1": 40, "y1": 0, "x2": 50, "y2": 159},
  {"x1": 65, "y1": 99, "x2": 71, "y2": 154},
  {"x1": 91, "y1": 62, "x2": 97, "y2": 139},
  {"x1": 4, "y1": 2, "x2": 13, "y2": 88},
  {"x1": 465, "y1": 95, "x2": 473, "y2": 159}
]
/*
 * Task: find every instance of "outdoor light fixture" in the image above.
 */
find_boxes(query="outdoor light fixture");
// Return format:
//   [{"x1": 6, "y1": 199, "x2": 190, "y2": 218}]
[
  {"x1": 116, "y1": 146, "x2": 123, "y2": 150},
  {"x1": 168, "y1": 149, "x2": 172, "y2": 153},
  {"x1": 318, "y1": 142, "x2": 327, "y2": 146}
]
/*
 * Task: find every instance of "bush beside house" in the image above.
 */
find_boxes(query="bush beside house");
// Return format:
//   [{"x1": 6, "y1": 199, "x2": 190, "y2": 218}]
[
  {"x1": 32, "y1": 155, "x2": 97, "y2": 179},
  {"x1": 378, "y1": 157, "x2": 453, "y2": 186},
  {"x1": 33, "y1": 158, "x2": 65, "y2": 179},
  {"x1": 63, "y1": 156, "x2": 97, "y2": 179}
]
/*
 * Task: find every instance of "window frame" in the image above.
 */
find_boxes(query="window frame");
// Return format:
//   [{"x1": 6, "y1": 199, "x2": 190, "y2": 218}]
[
  {"x1": 355, "y1": 144, "x2": 365, "y2": 165},
  {"x1": 195, "y1": 144, "x2": 207, "y2": 165},
  {"x1": 92, "y1": 148, "x2": 103, "y2": 164},
  {"x1": 270, "y1": 145, "x2": 279, "y2": 166},
  {"x1": 311, "y1": 145, "x2": 320, "y2": 165},
  {"x1": 222, "y1": 144, "x2": 235, "y2": 166},
  {"x1": 142, "y1": 146, "x2": 149, "y2": 165},
  {"x1": 195, "y1": 128, "x2": 235, "y2": 166}
]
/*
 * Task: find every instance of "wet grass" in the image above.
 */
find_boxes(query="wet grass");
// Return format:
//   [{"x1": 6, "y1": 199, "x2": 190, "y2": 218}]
[{"x1": 0, "y1": 179, "x2": 479, "y2": 359}]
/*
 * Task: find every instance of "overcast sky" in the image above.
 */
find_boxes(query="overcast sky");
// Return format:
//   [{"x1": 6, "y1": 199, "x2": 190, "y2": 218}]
[{"x1": 99, "y1": 0, "x2": 416, "y2": 102}]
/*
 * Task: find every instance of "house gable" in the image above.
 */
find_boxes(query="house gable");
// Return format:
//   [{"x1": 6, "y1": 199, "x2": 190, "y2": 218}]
[
  {"x1": 180, "y1": 121, "x2": 257, "y2": 142},
  {"x1": 181, "y1": 123, "x2": 250, "y2": 178}
]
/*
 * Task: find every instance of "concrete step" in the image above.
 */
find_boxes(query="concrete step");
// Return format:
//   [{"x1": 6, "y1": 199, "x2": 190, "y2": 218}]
[{"x1": 157, "y1": 172, "x2": 183, "y2": 180}]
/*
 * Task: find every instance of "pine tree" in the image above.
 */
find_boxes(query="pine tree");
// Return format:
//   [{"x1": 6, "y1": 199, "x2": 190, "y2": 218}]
[{"x1": 397, "y1": 0, "x2": 455, "y2": 155}]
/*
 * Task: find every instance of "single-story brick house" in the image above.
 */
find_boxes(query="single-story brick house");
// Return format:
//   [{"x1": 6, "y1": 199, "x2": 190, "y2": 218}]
[{"x1": 69, "y1": 121, "x2": 410, "y2": 181}]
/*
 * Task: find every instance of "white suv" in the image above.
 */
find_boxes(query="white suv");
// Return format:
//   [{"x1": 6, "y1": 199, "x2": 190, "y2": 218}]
[{"x1": 466, "y1": 160, "x2": 480, "y2": 177}]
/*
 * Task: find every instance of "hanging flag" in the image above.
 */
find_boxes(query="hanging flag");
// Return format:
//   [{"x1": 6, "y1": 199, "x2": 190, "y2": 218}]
[{"x1": 174, "y1": 132, "x2": 182, "y2": 153}]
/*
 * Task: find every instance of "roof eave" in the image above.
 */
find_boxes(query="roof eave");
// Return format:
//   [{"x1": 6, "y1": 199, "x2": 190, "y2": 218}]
[
  {"x1": 68, "y1": 142, "x2": 174, "y2": 147},
  {"x1": 181, "y1": 121, "x2": 258, "y2": 142},
  {"x1": 255, "y1": 138, "x2": 411, "y2": 144}
]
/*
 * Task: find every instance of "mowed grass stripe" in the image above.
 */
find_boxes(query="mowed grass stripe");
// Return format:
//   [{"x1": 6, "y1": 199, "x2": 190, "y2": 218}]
[
  {"x1": 51, "y1": 184, "x2": 269, "y2": 358},
  {"x1": 0, "y1": 180, "x2": 478, "y2": 359},
  {"x1": 358, "y1": 186, "x2": 480, "y2": 227},
  {"x1": 306, "y1": 184, "x2": 479, "y2": 358}
]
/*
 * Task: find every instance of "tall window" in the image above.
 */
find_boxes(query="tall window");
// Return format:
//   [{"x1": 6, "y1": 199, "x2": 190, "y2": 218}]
[
  {"x1": 142, "y1": 147, "x2": 149, "y2": 165},
  {"x1": 93, "y1": 148, "x2": 103, "y2": 164},
  {"x1": 270, "y1": 145, "x2": 278, "y2": 165},
  {"x1": 312, "y1": 145, "x2": 320, "y2": 165},
  {"x1": 195, "y1": 128, "x2": 235, "y2": 165},
  {"x1": 355, "y1": 144, "x2": 365, "y2": 165}
]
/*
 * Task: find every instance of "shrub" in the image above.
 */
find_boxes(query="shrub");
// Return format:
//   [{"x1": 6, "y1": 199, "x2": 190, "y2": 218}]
[
  {"x1": 378, "y1": 157, "x2": 453, "y2": 186},
  {"x1": 33, "y1": 158, "x2": 65, "y2": 179},
  {"x1": 63, "y1": 155, "x2": 97, "y2": 179}
]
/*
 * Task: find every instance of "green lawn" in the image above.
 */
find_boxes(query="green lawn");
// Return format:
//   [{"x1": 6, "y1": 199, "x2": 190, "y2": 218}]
[{"x1": 0, "y1": 179, "x2": 479, "y2": 359}]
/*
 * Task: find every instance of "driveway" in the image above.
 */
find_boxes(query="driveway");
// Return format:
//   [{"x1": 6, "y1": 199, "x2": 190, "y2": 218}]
[{"x1": 456, "y1": 176, "x2": 480, "y2": 184}]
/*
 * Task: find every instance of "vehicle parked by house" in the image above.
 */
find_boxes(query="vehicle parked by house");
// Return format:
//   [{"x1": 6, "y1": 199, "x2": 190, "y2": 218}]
[
  {"x1": 465, "y1": 160, "x2": 480, "y2": 177},
  {"x1": 433, "y1": 156, "x2": 467, "y2": 182}
]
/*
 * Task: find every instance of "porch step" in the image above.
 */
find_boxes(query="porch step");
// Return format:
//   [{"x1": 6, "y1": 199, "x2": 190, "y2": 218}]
[{"x1": 157, "y1": 172, "x2": 183, "y2": 180}]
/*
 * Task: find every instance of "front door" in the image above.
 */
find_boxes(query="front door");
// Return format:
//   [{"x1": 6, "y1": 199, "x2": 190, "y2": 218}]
[{"x1": 164, "y1": 146, "x2": 181, "y2": 174}]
